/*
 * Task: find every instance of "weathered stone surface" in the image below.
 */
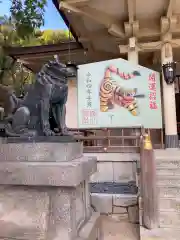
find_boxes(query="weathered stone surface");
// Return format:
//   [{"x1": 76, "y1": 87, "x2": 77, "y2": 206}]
[
  {"x1": 156, "y1": 160, "x2": 180, "y2": 169},
  {"x1": 90, "y1": 162, "x2": 113, "y2": 182},
  {"x1": 128, "y1": 206, "x2": 139, "y2": 223},
  {"x1": 0, "y1": 156, "x2": 97, "y2": 187},
  {"x1": 109, "y1": 213, "x2": 129, "y2": 222},
  {"x1": 140, "y1": 226, "x2": 180, "y2": 240},
  {"x1": 0, "y1": 142, "x2": 83, "y2": 162},
  {"x1": 84, "y1": 180, "x2": 91, "y2": 219},
  {"x1": 113, "y1": 206, "x2": 127, "y2": 214},
  {"x1": 0, "y1": 141, "x2": 98, "y2": 240},
  {"x1": 0, "y1": 186, "x2": 49, "y2": 240},
  {"x1": 102, "y1": 216, "x2": 139, "y2": 240},
  {"x1": 157, "y1": 176, "x2": 180, "y2": 187},
  {"x1": 113, "y1": 162, "x2": 136, "y2": 182},
  {"x1": 84, "y1": 153, "x2": 140, "y2": 162},
  {"x1": 78, "y1": 212, "x2": 101, "y2": 240},
  {"x1": 74, "y1": 183, "x2": 86, "y2": 228},
  {"x1": 159, "y1": 186, "x2": 180, "y2": 198},
  {"x1": 91, "y1": 193, "x2": 112, "y2": 214},
  {"x1": 47, "y1": 188, "x2": 76, "y2": 240},
  {"x1": 155, "y1": 149, "x2": 180, "y2": 160},
  {"x1": 159, "y1": 197, "x2": 180, "y2": 212},
  {"x1": 113, "y1": 194, "x2": 138, "y2": 207},
  {"x1": 160, "y1": 211, "x2": 180, "y2": 228}
]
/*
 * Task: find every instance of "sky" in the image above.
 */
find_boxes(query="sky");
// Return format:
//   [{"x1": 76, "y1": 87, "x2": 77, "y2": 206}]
[{"x1": 0, "y1": 0, "x2": 68, "y2": 30}]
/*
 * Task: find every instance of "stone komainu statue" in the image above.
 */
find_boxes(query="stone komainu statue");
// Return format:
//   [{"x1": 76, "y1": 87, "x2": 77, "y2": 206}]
[{"x1": 4, "y1": 59, "x2": 77, "y2": 137}]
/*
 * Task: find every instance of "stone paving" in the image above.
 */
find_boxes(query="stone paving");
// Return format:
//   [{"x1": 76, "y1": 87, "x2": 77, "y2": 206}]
[
  {"x1": 101, "y1": 215, "x2": 139, "y2": 240},
  {"x1": 101, "y1": 215, "x2": 180, "y2": 240},
  {"x1": 140, "y1": 226, "x2": 180, "y2": 240}
]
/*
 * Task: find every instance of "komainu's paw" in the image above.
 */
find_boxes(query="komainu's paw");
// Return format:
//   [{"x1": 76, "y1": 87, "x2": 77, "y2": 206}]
[{"x1": 43, "y1": 128, "x2": 55, "y2": 136}]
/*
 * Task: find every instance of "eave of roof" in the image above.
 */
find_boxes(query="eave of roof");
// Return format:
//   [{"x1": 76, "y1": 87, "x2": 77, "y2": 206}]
[{"x1": 52, "y1": 0, "x2": 83, "y2": 48}]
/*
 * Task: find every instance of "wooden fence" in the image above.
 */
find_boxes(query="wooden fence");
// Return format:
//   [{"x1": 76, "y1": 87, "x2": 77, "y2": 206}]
[{"x1": 71, "y1": 127, "x2": 164, "y2": 152}]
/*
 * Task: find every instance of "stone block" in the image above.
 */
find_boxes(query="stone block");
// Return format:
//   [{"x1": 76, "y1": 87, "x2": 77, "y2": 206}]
[
  {"x1": 139, "y1": 197, "x2": 142, "y2": 210},
  {"x1": 0, "y1": 156, "x2": 97, "y2": 187},
  {"x1": 113, "y1": 194, "x2": 138, "y2": 207},
  {"x1": 74, "y1": 183, "x2": 86, "y2": 228},
  {"x1": 157, "y1": 176, "x2": 180, "y2": 187},
  {"x1": 160, "y1": 211, "x2": 180, "y2": 227},
  {"x1": 47, "y1": 188, "x2": 77, "y2": 240},
  {"x1": 91, "y1": 193, "x2": 112, "y2": 214},
  {"x1": 159, "y1": 197, "x2": 180, "y2": 212},
  {"x1": 84, "y1": 179, "x2": 91, "y2": 219},
  {"x1": 109, "y1": 213, "x2": 129, "y2": 222},
  {"x1": 0, "y1": 186, "x2": 49, "y2": 240},
  {"x1": 78, "y1": 212, "x2": 101, "y2": 240},
  {"x1": 113, "y1": 206, "x2": 127, "y2": 214},
  {"x1": 159, "y1": 186, "x2": 180, "y2": 198},
  {"x1": 90, "y1": 162, "x2": 113, "y2": 182},
  {"x1": 84, "y1": 153, "x2": 140, "y2": 162},
  {"x1": 0, "y1": 142, "x2": 83, "y2": 162},
  {"x1": 128, "y1": 205, "x2": 139, "y2": 223},
  {"x1": 113, "y1": 162, "x2": 135, "y2": 182}
]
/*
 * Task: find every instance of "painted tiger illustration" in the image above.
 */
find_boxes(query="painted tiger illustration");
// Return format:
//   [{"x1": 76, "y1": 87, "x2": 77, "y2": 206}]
[{"x1": 99, "y1": 65, "x2": 143, "y2": 116}]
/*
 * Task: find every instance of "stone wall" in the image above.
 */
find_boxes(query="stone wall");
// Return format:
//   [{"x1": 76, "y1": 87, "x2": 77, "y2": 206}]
[
  {"x1": 84, "y1": 153, "x2": 139, "y2": 183},
  {"x1": 84, "y1": 153, "x2": 139, "y2": 226},
  {"x1": 0, "y1": 142, "x2": 101, "y2": 240}
]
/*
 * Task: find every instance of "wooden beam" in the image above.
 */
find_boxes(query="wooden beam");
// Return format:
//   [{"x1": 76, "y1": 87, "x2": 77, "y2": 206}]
[
  {"x1": 167, "y1": 0, "x2": 175, "y2": 18},
  {"x1": 60, "y1": 2, "x2": 125, "y2": 38},
  {"x1": 17, "y1": 49, "x2": 85, "y2": 60},
  {"x1": 108, "y1": 24, "x2": 124, "y2": 38},
  {"x1": 4, "y1": 42, "x2": 81, "y2": 56},
  {"x1": 119, "y1": 38, "x2": 180, "y2": 53},
  {"x1": 127, "y1": 0, "x2": 135, "y2": 23},
  {"x1": 66, "y1": 0, "x2": 90, "y2": 4}
]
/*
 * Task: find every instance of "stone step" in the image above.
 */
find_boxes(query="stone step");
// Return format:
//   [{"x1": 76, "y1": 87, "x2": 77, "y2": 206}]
[
  {"x1": 159, "y1": 186, "x2": 180, "y2": 198},
  {"x1": 156, "y1": 168, "x2": 180, "y2": 175},
  {"x1": 140, "y1": 226, "x2": 180, "y2": 240},
  {"x1": 158, "y1": 197, "x2": 180, "y2": 212},
  {"x1": 155, "y1": 149, "x2": 180, "y2": 160},
  {"x1": 159, "y1": 211, "x2": 180, "y2": 228},
  {"x1": 139, "y1": 196, "x2": 180, "y2": 212},
  {"x1": 156, "y1": 160, "x2": 180, "y2": 169},
  {"x1": 157, "y1": 175, "x2": 180, "y2": 187}
]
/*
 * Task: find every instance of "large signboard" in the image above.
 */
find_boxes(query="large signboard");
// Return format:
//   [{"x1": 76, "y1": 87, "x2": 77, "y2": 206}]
[{"x1": 77, "y1": 58, "x2": 162, "y2": 129}]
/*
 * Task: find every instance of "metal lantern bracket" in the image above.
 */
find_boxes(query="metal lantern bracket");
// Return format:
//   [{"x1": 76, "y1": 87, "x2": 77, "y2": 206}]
[{"x1": 162, "y1": 61, "x2": 177, "y2": 85}]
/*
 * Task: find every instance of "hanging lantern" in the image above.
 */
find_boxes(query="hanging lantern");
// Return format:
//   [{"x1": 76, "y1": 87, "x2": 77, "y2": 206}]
[
  {"x1": 66, "y1": 62, "x2": 78, "y2": 77},
  {"x1": 162, "y1": 61, "x2": 176, "y2": 84}
]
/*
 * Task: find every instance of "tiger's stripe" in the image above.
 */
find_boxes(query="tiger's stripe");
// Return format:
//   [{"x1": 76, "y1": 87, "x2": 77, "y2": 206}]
[{"x1": 99, "y1": 69, "x2": 114, "y2": 112}]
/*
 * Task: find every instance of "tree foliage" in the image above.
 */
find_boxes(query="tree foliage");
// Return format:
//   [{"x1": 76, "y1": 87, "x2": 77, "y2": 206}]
[
  {"x1": 10, "y1": 0, "x2": 47, "y2": 39},
  {"x1": 0, "y1": 0, "x2": 72, "y2": 97}
]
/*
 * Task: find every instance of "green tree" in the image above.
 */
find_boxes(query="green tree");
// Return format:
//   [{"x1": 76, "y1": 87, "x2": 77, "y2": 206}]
[
  {"x1": 10, "y1": 0, "x2": 47, "y2": 39},
  {"x1": 39, "y1": 29, "x2": 73, "y2": 44},
  {"x1": 0, "y1": 15, "x2": 35, "y2": 94},
  {"x1": 0, "y1": 15, "x2": 19, "y2": 84}
]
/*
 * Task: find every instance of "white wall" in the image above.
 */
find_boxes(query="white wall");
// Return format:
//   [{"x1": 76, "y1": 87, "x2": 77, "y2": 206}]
[{"x1": 66, "y1": 81, "x2": 78, "y2": 128}]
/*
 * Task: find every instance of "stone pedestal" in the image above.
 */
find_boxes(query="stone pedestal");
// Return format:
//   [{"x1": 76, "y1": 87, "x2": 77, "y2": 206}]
[{"x1": 0, "y1": 140, "x2": 100, "y2": 240}]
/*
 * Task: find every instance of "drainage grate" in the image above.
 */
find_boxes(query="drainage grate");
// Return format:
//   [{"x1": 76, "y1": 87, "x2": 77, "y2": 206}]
[{"x1": 90, "y1": 181, "x2": 138, "y2": 194}]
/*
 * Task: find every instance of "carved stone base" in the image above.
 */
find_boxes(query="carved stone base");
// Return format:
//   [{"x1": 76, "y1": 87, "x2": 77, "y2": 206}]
[
  {"x1": 0, "y1": 142, "x2": 100, "y2": 240},
  {"x1": 165, "y1": 134, "x2": 179, "y2": 148}
]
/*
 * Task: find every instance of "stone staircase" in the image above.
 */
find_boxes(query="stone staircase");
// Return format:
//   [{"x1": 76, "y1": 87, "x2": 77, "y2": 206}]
[
  {"x1": 155, "y1": 149, "x2": 180, "y2": 229},
  {"x1": 140, "y1": 149, "x2": 180, "y2": 240}
]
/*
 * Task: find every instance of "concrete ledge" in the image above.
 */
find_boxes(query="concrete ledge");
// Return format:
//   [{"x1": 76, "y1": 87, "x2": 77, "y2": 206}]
[
  {"x1": 0, "y1": 157, "x2": 97, "y2": 187},
  {"x1": 0, "y1": 142, "x2": 83, "y2": 162},
  {"x1": 84, "y1": 153, "x2": 139, "y2": 162}
]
